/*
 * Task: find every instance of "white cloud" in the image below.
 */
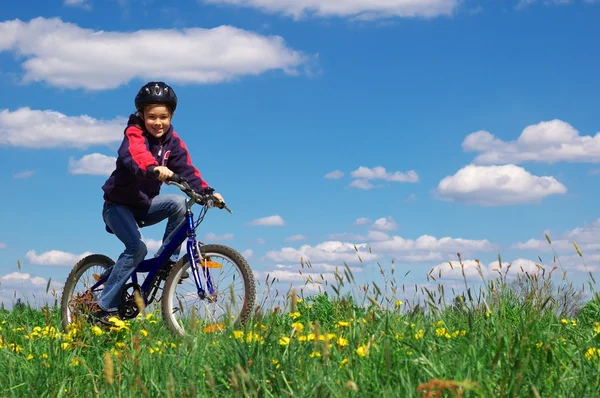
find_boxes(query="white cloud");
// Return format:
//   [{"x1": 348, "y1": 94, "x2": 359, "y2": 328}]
[
  {"x1": 0, "y1": 107, "x2": 126, "y2": 149},
  {"x1": 64, "y1": 0, "x2": 92, "y2": 9},
  {"x1": 515, "y1": 0, "x2": 595, "y2": 9},
  {"x1": 0, "y1": 272, "x2": 64, "y2": 309},
  {"x1": 351, "y1": 166, "x2": 419, "y2": 183},
  {"x1": 349, "y1": 166, "x2": 419, "y2": 189},
  {"x1": 354, "y1": 217, "x2": 371, "y2": 225},
  {"x1": 324, "y1": 170, "x2": 344, "y2": 179},
  {"x1": 0, "y1": 243, "x2": 6, "y2": 249},
  {"x1": 512, "y1": 218, "x2": 600, "y2": 254},
  {"x1": 256, "y1": 238, "x2": 267, "y2": 244},
  {"x1": 242, "y1": 249, "x2": 253, "y2": 258},
  {"x1": 202, "y1": 0, "x2": 459, "y2": 20},
  {"x1": 204, "y1": 232, "x2": 234, "y2": 241},
  {"x1": 371, "y1": 216, "x2": 398, "y2": 231},
  {"x1": 431, "y1": 258, "x2": 541, "y2": 281},
  {"x1": 0, "y1": 17, "x2": 312, "y2": 91},
  {"x1": 25, "y1": 249, "x2": 93, "y2": 266},
  {"x1": 68, "y1": 153, "x2": 116, "y2": 175},
  {"x1": 285, "y1": 234, "x2": 305, "y2": 242},
  {"x1": 463, "y1": 119, "x2": 600, "y2": 165},
  {"x1": 1, "y1": 272, "x2": 47, "y2": 286},
  {"x1": 13, "y1": 170, "x2": 36, "y2": 179},
  {"x1": 265, "y1": 232, "x2": 495, "y2": 265},
  {"x1": 250, "y1": 215, "x2": 285, "y2": 226},
  {"x1": 264, "y1": 241, "x2": 372, "y2": 264},
  {"x1": 349, "y1": 179, "x2": 375, "y2": 190},
  {"x1": 143, "y1": 238, "x2": 163, "y2": 253},
  {"x1": 369, "y1": 234, "x2": 496, "y2": 260},
  {"x1": 436, "y1": 164, "x2": 567, "y2": 206},
  {"x1": 366, "y1": 230, "x2": 390, "y2": 241}
]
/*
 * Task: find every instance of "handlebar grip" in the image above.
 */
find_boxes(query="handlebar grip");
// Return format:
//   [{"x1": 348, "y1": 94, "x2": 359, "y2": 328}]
[
  {"x1": 169, "y1": 173, "x2": 182, "y2": 183},
  {"x1": 153, "y1": 168, "x2": 182, "y2": 183}
]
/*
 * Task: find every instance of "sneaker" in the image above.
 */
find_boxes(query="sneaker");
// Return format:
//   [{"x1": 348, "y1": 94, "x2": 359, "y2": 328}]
[{"x1": 90, "y1": 306, "x2": 121, "y2": 327}]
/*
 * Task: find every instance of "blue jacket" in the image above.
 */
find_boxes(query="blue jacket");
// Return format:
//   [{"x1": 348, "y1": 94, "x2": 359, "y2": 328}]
[{"x1": 102, "y1": 114, "x2": 210, "y2": 210}]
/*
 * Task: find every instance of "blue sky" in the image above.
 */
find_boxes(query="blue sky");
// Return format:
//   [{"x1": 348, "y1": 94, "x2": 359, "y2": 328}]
[{"x1": 1, "y1": 0, "x2": 600, "y2": 308}]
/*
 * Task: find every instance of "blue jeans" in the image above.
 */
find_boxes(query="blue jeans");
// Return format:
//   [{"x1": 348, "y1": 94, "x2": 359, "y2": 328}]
[{"x1": 98, "y1": 194, "x2": 187, "y2": 312}]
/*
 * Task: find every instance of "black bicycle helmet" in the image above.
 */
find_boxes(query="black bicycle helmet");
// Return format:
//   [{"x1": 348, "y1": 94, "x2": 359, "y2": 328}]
[{"x1": 134, "y1": 81, "x2": 178, "y2": 112}]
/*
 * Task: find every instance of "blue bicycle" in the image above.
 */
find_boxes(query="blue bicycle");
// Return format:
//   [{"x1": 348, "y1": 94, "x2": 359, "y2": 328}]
[{"x1": 60, "y1": 174, "x2": 256, "y2": 336}]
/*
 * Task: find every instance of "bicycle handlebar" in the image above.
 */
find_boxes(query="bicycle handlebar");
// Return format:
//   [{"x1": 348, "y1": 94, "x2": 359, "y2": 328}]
[{"x1": 153, "y1": 169, "x2": 232, "y2": 214}]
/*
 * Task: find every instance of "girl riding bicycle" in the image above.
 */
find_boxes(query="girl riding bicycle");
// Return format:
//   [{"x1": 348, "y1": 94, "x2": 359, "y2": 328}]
[{"x1": 94, "y1": 81, "x2": 224, "y2": 325}]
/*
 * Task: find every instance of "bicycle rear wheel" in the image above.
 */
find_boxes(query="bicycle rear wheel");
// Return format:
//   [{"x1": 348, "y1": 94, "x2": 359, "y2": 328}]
[
  {"x1": 161, "y1": 244, "x2": 255, "y2": 336},
  {"x1": 60, "y1": 254, "x2": 114, "y2": 332}
]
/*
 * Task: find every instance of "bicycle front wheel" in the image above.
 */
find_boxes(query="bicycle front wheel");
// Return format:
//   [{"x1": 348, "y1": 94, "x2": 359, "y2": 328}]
[{"x1": 161, "y1": 244, "x2": 256, "y2": 336}]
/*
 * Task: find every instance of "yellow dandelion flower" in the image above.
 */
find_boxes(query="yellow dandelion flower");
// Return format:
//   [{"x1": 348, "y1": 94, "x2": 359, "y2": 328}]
[
  {"x1": 291, "y1": 322, "x2": 304, "y2": 332},
  {"x1": 585, "y1": 347, "x2": 599, "y2": 361},
  {"x1": 27, "y1": 354, "x2": 34, "y2": 361},
  {"x1": 288, "y1": 311, "x2": 301, "y2": 320},
  {"x1": 279, "y1": 336, "x2": 291, "y2": 346},
  {"x1": 60, "y1": 342, "x2": 71, "y2": 350},
  {"x1": 70, "y1": 358, "x2": 80, "y2": 367},
  {"x1": 414, "y1": 329, "x2": 424, "y2": 340},
  {"x1": 560, "y1": 319, "x2": 568, "y2": 325},
  {"x1": 337, "y1": 321, "x2": 350, "y2": 327},
  {"x1": 309, "y1": 351, "x2": 321, "y2": 358},
  {"x1": 356, "y1": 345, "x2": 368, "y2": 357},
  {"x1": 340, "y1": 358, "x2": 349, "y2": 368},
  {"x1": 91, "y1": 326, "x2": 104, "y2": 336},
  {"x1": 233, "y1": 330, "x2": 244, "y2": 340},
  {"x1": 337, "y1": 337, "x2": 349, "y2": 347},
  {"x1": 395, "y1": 300, "x2": 403, "y2": 307},
  {"x1": 140, "y1": 329, "x2": 148, "y2": 337}
]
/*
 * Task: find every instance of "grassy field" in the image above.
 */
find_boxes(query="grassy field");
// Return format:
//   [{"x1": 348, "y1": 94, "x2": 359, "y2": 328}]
[{"x1": 1, "y1": 250, "x2": 600, "y2": 397}]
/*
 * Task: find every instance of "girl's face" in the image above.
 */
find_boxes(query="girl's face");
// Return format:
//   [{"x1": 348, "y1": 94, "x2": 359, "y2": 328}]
[{"x1": 140, "y1": 104, "x2": 172, "y2": 138}]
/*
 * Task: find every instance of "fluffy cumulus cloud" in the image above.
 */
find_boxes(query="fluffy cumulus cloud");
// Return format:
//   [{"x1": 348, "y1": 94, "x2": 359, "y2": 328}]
[
  {"x1": 285, "y1": 234, "x2": 305, "y2": 242},
  {"x1": 25, "y1": 249, "x2": 93, "y2": 266},
  {"x1": 371, "y1": 216, "x2": 399, "y2": 231},
  {"x1": 0, "y1": 107, "x2": 126, "y2": 149},
  {"x1": 350, "y1": 166, "x2": 419, "y2": 190},
  {"x1": 265, "y1": 233, "x2": 495, "y2": 265},
  {"x1": 202, "y1": 0, "x2": 459, "y2": 19},
  {"x1": 462, "y1": 119, "x2": 600, "y2": 165},
  {"x1": 264, "y1": 241, "x2": 372, "y2": 264},
  {"x1": 430, "y1": 258, "x2": 542, "y2": 281},
  {"x1": 436, "y1": 164, "x2": 567, "y2": 206},
  {"x1": 324, "y1": 170, "x2": 344, "y2": 179},
  {"x1": 68, "y1": 153, "x2": 117, "y2": 175},
  {"x1": 0, "y1": 272, "x2": 64, "y2": 309},
  {"x1": 250, "y1": 215, "x2": 285, "y2": 226},
  {"x1": 516, "y1": 0, "x2": 598, "y2": 9},
  {"x1": 0, "y1": 17, "x2": 312, "y2": 90},
  {"x1": 513, "y1": 218, "x2": 600, "y2": 255},
  {"x1": 64, "y1": 0, "x2": 92, "y2": 9}
]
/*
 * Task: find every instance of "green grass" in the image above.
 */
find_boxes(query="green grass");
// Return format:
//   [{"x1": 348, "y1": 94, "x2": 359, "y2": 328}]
[{"x1": 2, "y1": 252, "x2": 600, "y2": 397}]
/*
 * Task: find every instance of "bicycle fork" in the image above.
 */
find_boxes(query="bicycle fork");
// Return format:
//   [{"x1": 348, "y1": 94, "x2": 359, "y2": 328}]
[{"x1": 186, "y1": 239, "x2": 217, "y2": 302}]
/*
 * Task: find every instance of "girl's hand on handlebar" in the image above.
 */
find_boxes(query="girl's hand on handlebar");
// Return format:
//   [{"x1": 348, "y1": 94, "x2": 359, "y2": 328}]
[
  {"x1": 154, "y1": 166, "x2": 174, "y2": 182},
  {"x1": 213, "y1": 192, "x2": 225, "y2": 204}
]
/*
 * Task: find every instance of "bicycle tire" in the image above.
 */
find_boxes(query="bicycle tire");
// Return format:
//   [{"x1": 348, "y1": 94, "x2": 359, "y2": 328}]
[
  {"x1": 60, "y1": 254, "x2": 114, "y2": 332},
  {"x1": 161, "y1": 244, "x2": 255, "y2": 336}
]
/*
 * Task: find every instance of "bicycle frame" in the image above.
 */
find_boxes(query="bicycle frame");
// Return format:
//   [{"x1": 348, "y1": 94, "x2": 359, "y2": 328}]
[{"x1": 88, "y1": 196, "x2": 215, "y2": 304}]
